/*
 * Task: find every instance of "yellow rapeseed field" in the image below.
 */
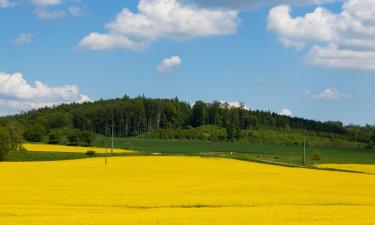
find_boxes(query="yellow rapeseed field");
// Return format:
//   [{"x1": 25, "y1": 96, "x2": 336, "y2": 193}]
[
  {"x1": 0, "y1": 156, "x2": 375, "y2": 225},
  {"x1": 317, "y1": 163, "x2": 375, "y2": 174},
  {"x1": 23, "y1": 143, "x2": 136, "y2": 154}
]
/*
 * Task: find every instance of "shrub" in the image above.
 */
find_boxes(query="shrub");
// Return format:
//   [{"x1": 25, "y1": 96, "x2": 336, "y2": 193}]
[
  {"x1": 142, "y1": 125, "x2": 227, "y2": 142},
  {"x1": 48, "y1": 130, "x2": 62, "y2": 144},
  {"x1": 86, "y1": 150, "x2": 96, "y2": 156},
  {"x1": 23, "y1": 128, "x2": 43, "y2": 142},
  {"x1": 80, "y1": 131, "x2": 96, "y2": 146},
  {"x1": 67, "y1": 129, "x2": 81, "y2": 146}
]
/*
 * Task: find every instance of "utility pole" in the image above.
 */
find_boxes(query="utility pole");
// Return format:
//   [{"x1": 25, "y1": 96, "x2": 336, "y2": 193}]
[
  {"x1": 105, "y1": 147, "x2": 108, "y2": 165},
  {"x1": 111, "y1": 112, "x2": 114, "y2": 154},
  {"x1": 104, "y1": 124, "x2": 109, "y2": 166},
  {"x1": 303, "y1": 130, "x2": 306, "y2": 164}
]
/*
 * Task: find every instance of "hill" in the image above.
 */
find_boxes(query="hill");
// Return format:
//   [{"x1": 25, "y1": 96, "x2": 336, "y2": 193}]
[{"x1": 0, "y1": 95, "x2": 374, "y2": 149}]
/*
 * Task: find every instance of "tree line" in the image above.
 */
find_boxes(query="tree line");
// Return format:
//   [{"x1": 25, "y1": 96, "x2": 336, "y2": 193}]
[{"x1": 0, "y1": 95, "x2": 374, "y2": 149}]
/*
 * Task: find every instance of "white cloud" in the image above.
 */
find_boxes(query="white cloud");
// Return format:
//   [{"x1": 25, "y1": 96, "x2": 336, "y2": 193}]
[
  {"x1": 279, "y1": 108, "x2": 293, "y2": 117},
  {"x1": 307, "y1": 44, "x2": 375, "y2": 70},
  {"x1": 220, "y1": 101, "x2": 250, "y2": 110},
  {"x1": 156, "y1": 56, "x2": 182, "y2": 74},
  {"x1": 29, "y1": 1, "x2": 86, "y2": 19},
  {"x1": 184, "y1": 0, "x2": 336, "y2": 10},
  {"x1": 267, "y1": 0, "x2": 375, "y2": 70},
  {"x1": 13, "y1": 33, "x2": 33, "y2": 44},
  {"x1": 267, "y1": 5, "x2": 336, "y2": 49},
  {"x1": 304, "y1": 89, "x2": 351, "y2": 101},
  {"x1": 35, "y1": 8, "x2": 65, "y2": 19},
  {"x1": 78, "y1": 0, "x2": 239, "y2": 51},
  {"x1": 78, "y1": 33, "x2": 146, "y2": 51},
  {"x1": 0, "y1": 71, "x2": 90, "y2": 115}
]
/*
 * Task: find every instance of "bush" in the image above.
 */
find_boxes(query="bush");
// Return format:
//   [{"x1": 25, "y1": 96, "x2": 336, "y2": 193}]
[
  {"x1": 86, "y1": 150, "x2": 96, "y2": 156},
  {"x1": 238, "y1": 128, "x2": 364, "y2": 149},
  {"x1": 23, "y1": 128, "x2": 43, "y2": 142},
  {"x1": 48, "y1": 130, "x2": 62, "y2": 144},
  {"x1": 80, "y1": 131, "x2": 96, "y2": 146},
  {"x1": 67, "y1": 129, "x2": 81, "y2": 146},
  {"x1": 311, "y1": 152, "x2": 322, "y2": 161},
  {"x1": 142, "y1": 125, "x2": 227, "y2": 142}
]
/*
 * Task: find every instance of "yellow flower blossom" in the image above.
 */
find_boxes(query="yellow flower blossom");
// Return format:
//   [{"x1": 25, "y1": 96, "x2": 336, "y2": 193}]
[
  {"x1": 0, "y1": 156, "x2": 374, "y2": 225},
  {"x1": 23, "y1": 143, "x2": 136, "y2": 154}
]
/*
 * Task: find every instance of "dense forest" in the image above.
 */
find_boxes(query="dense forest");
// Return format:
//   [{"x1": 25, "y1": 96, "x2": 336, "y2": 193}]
[{"x1": 0, "y1": 95, "x2": 374, "y2": 149}]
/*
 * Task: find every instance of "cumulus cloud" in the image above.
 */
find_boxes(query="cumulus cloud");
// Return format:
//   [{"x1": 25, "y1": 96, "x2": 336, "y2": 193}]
[
  {"x1": 13, "y1": 33, "x2": 33, "y2": 44},
  {"x1": 307, "y1": 44, "x2": 375, "y2": 70},
  {"x1": 78, "y1": 0, "x2": 239, "y2": 51},
  {"x1": 184, "y1": 0, "x2": 336, "y2": 10},
  {"x1": 156, "y1": 56, "x2": 182, "y2": 74},
  {"x1": 78, "y1": 33, "x2": 146, "y2": 51},
  {"x1": 220, "y1": 101, "x2": 250, "y2": 110},
  {"x1": 304, "y1": 89, "x2": 351, "y2": 101},
  {"x1": 267, "y1": 0, "x2": 375, "y2": 70},
  {"x1": 279, "y1": 108, "x2": 293, "y2": 117},
  {"x1": 0, "y1": 71, "x2": 90, "y2": 115}
]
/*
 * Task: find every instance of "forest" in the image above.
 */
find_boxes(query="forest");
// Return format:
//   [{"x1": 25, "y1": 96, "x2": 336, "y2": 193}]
[{"x1": 0, "y1": 95, "x2": 374, "y2": 149}]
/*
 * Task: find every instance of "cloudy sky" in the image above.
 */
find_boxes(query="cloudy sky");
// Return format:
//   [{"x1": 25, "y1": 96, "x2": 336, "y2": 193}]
[{"x1": 1, "y1": 0, "x2": 374, "y2": 125}]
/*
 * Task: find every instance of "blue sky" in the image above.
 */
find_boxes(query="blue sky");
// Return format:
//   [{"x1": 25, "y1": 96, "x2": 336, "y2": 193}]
[{"x1": 1, "y1": 0, "x2": 375, "y2": 125}]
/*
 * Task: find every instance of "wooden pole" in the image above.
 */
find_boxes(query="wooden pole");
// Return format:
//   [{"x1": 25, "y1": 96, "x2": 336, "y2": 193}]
[
  {"x1": 111, "y1": 123, "x2": 114, "y2": 154},
  {"x1": 111, "y1": 112, "x2": 114, "y2": 154},
  {"x1": 303, "y1": 130, "x2": 306, "y2": 164},
  {"x1": 105, "y1": 148, "x2": 108, "y2": 165},
  {"x1": 105, "y1": 132, "x2": 108, "y2": 165}
]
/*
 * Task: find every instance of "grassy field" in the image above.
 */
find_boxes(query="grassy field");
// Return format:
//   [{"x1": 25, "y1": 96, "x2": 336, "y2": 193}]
[
  {"x1": 4, "y1": 150, "x2": 91, "y2": 162},
  {"x1": 3, "y1": 137, "x2": 374, "y2": 174},
  {"x1": 4, "y1": 144, "x2": 135, "y2": 162},
  {"x1": 7, "y1": 137, "x2": 374, "y2": 167},
  {"x1": 0, "y1": 156, "x2": 374, "y2": 225},
  {"x1": 317, "y1": 164, "x2": 375, "y2": 174},
  {"x1": 92, "y1": 137, "x2": 375, "y2": 166}
]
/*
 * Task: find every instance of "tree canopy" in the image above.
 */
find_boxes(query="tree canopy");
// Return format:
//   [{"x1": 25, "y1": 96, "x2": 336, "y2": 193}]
[{"x1": 0, "y1": 96, "x2": 373, "y2": 148}]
